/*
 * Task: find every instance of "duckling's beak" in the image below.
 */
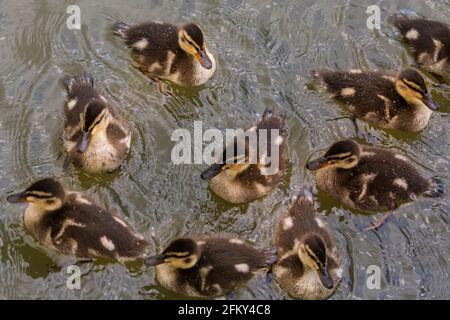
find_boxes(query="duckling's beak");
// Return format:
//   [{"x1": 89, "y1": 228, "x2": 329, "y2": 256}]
[
  {"x1": 6, "y1": 192, "x2": 27, "y2": 204},
  {"x1": 196, "y1": 50, "x2": 213, "y2": 70},
  {"x1": 201, "y1": 164, "x2": 222, "y2": 180},
  {"x1": 423, "y1": 92, "x2": 438, "y2": 111},
  {"x1": 78, "y1": 131, "x2": 90, "y2": 153},
  {"x1": 306, "y1": 157, "x2": 329, "y2": 170},
  {"x1": 317, "y1": 265, "x2": 334, "y2": 289},
  {"x1": 144, "y1": 254, "x2": 165, "y2": 267}
]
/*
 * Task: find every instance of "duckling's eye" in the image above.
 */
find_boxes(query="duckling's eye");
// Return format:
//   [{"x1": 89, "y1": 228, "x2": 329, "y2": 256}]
[
  {"x1": 345, "y1": 158, "x2": 354, "y2": 163},
  {"x1": 46, "y1": 199, "x2": 55, "y2": 205},
  {"x1": 184, "y1": 258, "x2": 191, "y2": 264}
]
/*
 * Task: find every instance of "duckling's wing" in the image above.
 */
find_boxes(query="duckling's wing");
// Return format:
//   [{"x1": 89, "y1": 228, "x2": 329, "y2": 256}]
[
  {"x1": 119, "y1": 22, "x2": 179, "y2": 55},
  {"x1": 197, "y1": 238, "x2": 272, "y2": 293},
  {"x1": 276, "y1": 189, "x2": 334, "y2": 251},
  {"x1": 313, "y1": 69, "x2": 404, "y2": 119},
  {"x1": 63, "y1": 72, "x2": 99, "y2": 129},
  {"x1": 52, "y1": 202, "x2": 147, "y2": 260},
  {"x1": 350, "y1": 148, "x2": 431, "y2": 210}
]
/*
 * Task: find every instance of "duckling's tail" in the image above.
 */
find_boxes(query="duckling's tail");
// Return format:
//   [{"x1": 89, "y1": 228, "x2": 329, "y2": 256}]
[
  {"x1": 113, "y1": 21, "x2": 130, "y2": 39},
  {"x1": 424, "y1": 177, "x2": 445, "y2": 198},
  {"x1": 63, "y1": 72, "x2": 95, "y2": 98},
  {"x1": 262, "y1": 246, "x2": 278, "y2": 267}
]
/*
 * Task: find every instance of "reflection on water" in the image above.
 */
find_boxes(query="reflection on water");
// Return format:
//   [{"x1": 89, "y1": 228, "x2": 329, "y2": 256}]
[{"x1": 0, "y1": 0, "x2": 449, "y2": 299}]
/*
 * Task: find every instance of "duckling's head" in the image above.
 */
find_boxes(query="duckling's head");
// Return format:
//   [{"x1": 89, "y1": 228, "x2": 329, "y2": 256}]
[
  {"x1": 6, "y1": 178, "x2": 66, "y2": 211},
  {"x1": 298, "y1": 234, "x2": 334, "y2": 289},
  {"x1": 395, "y1": 69, "x2": 438, "y2": 111},
  {"x1": 306, "y1": 140, "x2": 360, "y2": 170},
  {"x1": 79, "y1": 101, "x2": 110, "y2": 153},
  {"x1": 144, "y1": 238, "x2": 200, "y2": 269},
  {"x1": 178, "y1": 23, "x2": 213, "y2": 70}
]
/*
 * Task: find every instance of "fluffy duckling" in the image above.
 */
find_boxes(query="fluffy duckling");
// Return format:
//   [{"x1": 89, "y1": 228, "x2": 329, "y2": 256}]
[
  {"x1": 63, "y1": 72, "x2": 131, "y2": 173},
  {"x1": 306, "y1": 140, "x2": 444, "y2": 229},
  {"x1": 6, "y1": 178, "x2": 148, "y2": 262},
  {"x1": 273, "y1": 187, "x2": 342, "y2": 299},
  {"x1": 311, "y1": 68, "x2": 438, "y2": 132},
  {"x1": 144, "y1": 236, "x2": 276, "y2": 298},
  {"x1": 389, "y1": 15, "x2": 450, "y2": 79},
  {"x1": 200, "y1": 108, "x2": 288, "y2": 204},
  {"x1": 113, "y1": 21, "x2": 216, "y2": 90}
]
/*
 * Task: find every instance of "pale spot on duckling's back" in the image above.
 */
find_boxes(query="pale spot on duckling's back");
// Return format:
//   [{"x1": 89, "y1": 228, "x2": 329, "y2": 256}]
[
  {"x1": 382, "y1": 75, "x2": 396, "y2": 82},
  {"x1": 67, "y1": 99, "x2": 77, "y2": 110},
  {"x1": 393, "y1": 177, "x2": 408, "y2": 190},
  {"x1": 100, "y1": 236, "x2": 115, "y2": 251},
  {"x1": 113, "y1": 216, "x2": 128, "y2": 228},
  {"x1": 314, "y1": 217, "x2": 326, "y2": 228},
  {"x1": 133, "y1": 38, "x2": 149, "y2": 50},
  {"x1": 394, "y1": 154, "x2": 409, "y2": 162},
  {"x1": 54, "y1": 219, "x2": 85, "y2": 243},
  {"x1": 74, "y1": 193, "x2": 92, "y2": 205},
  {"x1": 229, "y1": 239, "x2": 244, "y2": 245},
  {"x1": 341, "y1": 87, "x2": 356, "y2": 97},
  {"x1": 282, "y1": 216, "x2": 294, "y2": 230},
  {"x1": 432, "y1": 39, "x2": 444, "y2": 62},
  {"x1": 406, "y1": 29, "x2": 419, "y2": 40},
  {"x1": 234, "y1": 263, "x2": 250, "y2": 273},
  {"x1": 358, "y1": 173, "x2": 377, "y2": 201},
  {"x1": 349, "y1": 69, "x2": 362, "y2": 74}
]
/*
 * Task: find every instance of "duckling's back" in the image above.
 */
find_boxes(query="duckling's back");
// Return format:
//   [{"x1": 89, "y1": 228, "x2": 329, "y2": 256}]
[
  {"x1": 389, "y1": 16, "x2": 450, "y2": 77},
  {"x1": 64, "y1": 72, "x2": 98, "y2": 127},
  {"x1": 113, "y1": 21, "x2": 180, "y2": 57},
  {"x1": 43, "y1": 193, "x2": 148, "y2": 261},
  {"x1": 160, "y1": 237, "x2": 275, "y2": 297}
]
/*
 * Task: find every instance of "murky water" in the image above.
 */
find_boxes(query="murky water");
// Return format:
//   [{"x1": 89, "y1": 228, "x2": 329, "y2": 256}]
[{"x1": 0, "y1": 0, "x2": 449, "y2": 299}]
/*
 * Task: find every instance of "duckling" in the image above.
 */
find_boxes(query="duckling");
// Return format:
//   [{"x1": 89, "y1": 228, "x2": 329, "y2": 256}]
[
  {"x1": 273, "y1": 187, "x2": 342, "y2": 300},
  {"x1": 306, "y1": 140, "x2": 444, "y2": 229},
  {"x1": 6, "y1": 178, "x2": 148, "y2": 262},
  {"x1": 389, "y1": 15, "x2": 450, "y2": 79},
  {"x1": 311, "y1": 68, "x2": 438, "y2": 132},
  {"x1": 200, "y1": 108, "x2": 288, "y2": 204},
  {"x1": 113, "y1": 21, "x2": 216, "y2": 90},
  {"x1": 63, "y1": 72, "x2": 131, "y2": 173},
  {"x1": 144, "y1": 236, "x2": 276, "y2": 298}
]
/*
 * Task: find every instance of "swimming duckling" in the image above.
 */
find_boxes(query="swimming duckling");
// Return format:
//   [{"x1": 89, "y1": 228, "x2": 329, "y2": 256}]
[
  {"x1": 311, "y1": 68, "x2": 438, "y2": 132},
  {"x1": 63, "y1": 72, "x2": 131, "y2": 173},
  {"x1": 273, "y1": 187, "x2": 342, "y2": 299},
  {"x1": 389, "y1": 15, "x2": 450, "y2": 79},
  {"x1": 113, "y1": 21, "x2": 216, "y2": 90},
  {"x1": 6, "y1": 178, "x2": 148, "y2": 262},
  {"x1": 306, "y1": 140, "x2": 444, "y2": 229},
  {"x1": 144, "y1": 236, "x2": 276, "y2": 298},
  {"x1": 200, "y1": 108, "x2": 288, "y2": 204}
]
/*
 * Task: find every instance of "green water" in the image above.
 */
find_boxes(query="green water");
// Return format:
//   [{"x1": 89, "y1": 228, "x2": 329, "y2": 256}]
[{"x1": 0, "y1": 0, "x2": 449, "y2": 299}]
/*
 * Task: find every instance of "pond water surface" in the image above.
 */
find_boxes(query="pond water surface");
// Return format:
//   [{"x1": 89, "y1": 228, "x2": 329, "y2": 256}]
[{"x1": 0, "y1": 0, "x2": 449, "y2": 299}]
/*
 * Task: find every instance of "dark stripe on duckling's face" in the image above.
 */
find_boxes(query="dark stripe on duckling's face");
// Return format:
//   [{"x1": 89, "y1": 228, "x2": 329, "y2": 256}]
[
  {"x1": 7, "y1": 178, "x2": 65, "y2": 203},
  {"x1": 79, "y1": 102, "x2": 108, "y2": 153},
  {"x1": 300, "y1": 236, "x2": 334, "y2": 289}
]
